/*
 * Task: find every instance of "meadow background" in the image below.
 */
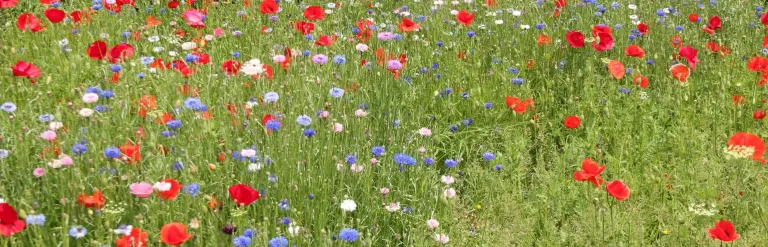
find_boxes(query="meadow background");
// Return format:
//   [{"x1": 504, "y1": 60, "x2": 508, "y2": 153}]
[{"x1": 1, "y1": 0, "x2": 768, "y2": 246}]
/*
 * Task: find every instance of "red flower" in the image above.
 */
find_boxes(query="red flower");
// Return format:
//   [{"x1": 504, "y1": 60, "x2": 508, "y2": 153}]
[
  {"x1": 167, "y1": 0, "x2": 179, "y2": 8},
  {"x1": 303, "y1": 6, "x2": 325, "y2": 21},
  {"x1": 171, "y1": 60, "x2": 195, "y2": 77},
  {"x1": 86, "y1": 40, "x2": 108, "y2": 60},
  {"x1": 192, "y1": 52, "x2": 210, "y2": 65},
  {"x1": 669, "y1": 64, "x2": 690, "y2": 83},
  {"x1": 591, "y1": 25, "x2": 614, "y2": 51},
  {"x1": 0, "y1": 0, "x2": 18, "y2": 8},
  {"x1": 11, "y1": 60, "x2": 41, "y2": 83},
  {"x1": 565, "y1": 31, "x2": 584, "y2": 48},
  {"x1": 157, "y1": 178, "x2": 182, "y2": 200},
  {"x1": 624, "y1": 45, "x2": 645, "y2": 58},
  {"x1": 670, "y1": 35, "x2": 683, "y2": 48},
  {"x1": 732, "y1": 95, "x2": 745, "y2": 106},
  {"x1": 754, "y1": 110, "x2": 766, "y2": 120},
  {"x1": 573, "y1": 158, "x2": 605, "y2": 187},
  {"x1": 688, "y1": 13, "x2": 700, "y2": 22},
  {"x1": 678, "y1": 46, "x2": 700, "y2": 70},
  {"x1": 398, "y1": 18, "x2": 420, "y2": 32},
  {"x1": 708, "y1": 220, "x2": 740, "y2": 242},
  {"x1": 564, "y1": 116, "x2": 581, "y2": 129},
  {"x1": 228, "y1": 184, "x2": 260, "y2": 206},
  {"x1": 107, "y1": 43, "x2": 135, "y2": 63},
  {"x1": 78, "y1": 189, "x2": 106, "y2": 209},
  {"x1": 0, "y1": 203, "x2": 25, "y2": 237},
  {"x1": 762, "y1": 13, "x2": 768, "y2": 26},
  {"x1": 70, "y1": 10, "x2": 88, "y2": 24},
  {"x1": 633, "y1": 75, "x2": 649, "y2": 88},
  {"x1": 17, "y1": 13, "x2": 43, "y2": 32},
  {"x1": 726, "y1": 132, "x2": 766, "y2": 163},
  {"x1": 456, "y1": 10, "x2": 475, "y2": 26},
  {"x1": 119, "y1": 140, "x2": 141, "y2": 164},
  {"x1": 222, "y1": 60, "x2": 241, "y2": 75},
  {"x1": 606, "y1": 180, "x2": 630, "y2": 201},
  {"x1": 160, "y1": 223, "x2": 193, "y2": 246},
  {"x1": 505, "y1": 96, "x2": 534, "y2": 114},
  {"x1": 115, "y1": 228, "x2": 149, "y2": 247},
  {"x1": 260, "y1": 0, "x2": 278, "y2": 14},
  {"x1": 44, "y1": 8, "x2": 66, "y2": 23},
  {"x1": 707, "y1": 16, "x2": 721, "y2": 30},
  {"x1": 314, "y1": 35, "x2": 336, "y2": 46},
  {"x1": 637, "y1": 23, "x2": 649, "y2": 35},
  {"x1": 748, "y1": 56, "x2": 768, "y2": 73},
  {"x1": 295, "y1": 21, "x2": 314, "y2": 35}
]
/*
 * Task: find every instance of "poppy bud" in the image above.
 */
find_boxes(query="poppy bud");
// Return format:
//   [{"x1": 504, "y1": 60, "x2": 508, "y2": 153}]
[{"x1": 754, "y1": 109, "x2": 766, "y2": 120}]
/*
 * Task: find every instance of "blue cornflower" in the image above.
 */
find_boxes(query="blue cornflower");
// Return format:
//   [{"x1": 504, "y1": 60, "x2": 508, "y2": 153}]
[
  {"x1": 393, "y1": 153, "x2": 417, "y2": 166},
  {"x1": 371, "y1": 146, "x2": 385, "y2": 157},
  {"x1": 339, "y1": 228, "x2": 359, "y2": 242},
  {"x1": 110, "y1": 64, "x2": 122, "y2": 73},
  {"x1": 1, "y1": 102, "x2": 17, "y2": 113},
  {"x1": 167, "y1": 120, "x2": 183, "y2": 130},
  {"x1": 266, "y1": 120, "x2": 282, "y2": 131},
  {"x1": 281, "y1": 217, "x2": 291, "y2": 226},
  {"x1": 183, "y1": 98, "x2": 202, "y2": 109},
  {"x1": 494, "y1": 164, "x2": 503, "y2": 171},
  {"x1": 449, "y1": 125, "x2": 459, "y2": 132},
  {"x1": 333, "y1": 55, "x2": 347, "y2": 65},
  {"x1": 303, "y1": 129, "x2": 316, "y2": 137},
  {"x1": 183, "y1": 183, "x2": 200, "y2": 196},
  {"x1": 646, "y1": 60, "x2": 655, "y2": 65},
  {"x1": 482, "y1": 152, "x2": 496, "y2": 161},
  {"x1": 243, "y1": 228, "x2": 257, "y2": 238},
  {"x1": 393, "y1": 120, "x2": 401, "y2": 127},
  {"x1": 423, "y1": 158, "x2": 435, "y2": 166},
  {"x1": 137, "y1": 73, "x2": 146, "y2": 79},
  {"x1": 69, "y1": 226, "x2": 87, "y2": 239},
  {"x1": 302, "y1": 50, "x2": 311, "y2": 56},
  {"x1": 172, "y1": 161, "x2": 185, "y2": 171},
  {"x1": 467, "y1": 31, "x2": 475, "y2": 38},
  {"x1": 104, "y1": 147, "x2": 121, "y2": 159},
  {"x1": 535, "y1": 23, "x2": 546, "y2": 30},
  {"x1": 38, "y1": 114, "x2": 54, "y2": 122},
  {"x1": 26, "y1": 214, "x2": 45, "y2": 226},
  {"x1": 94, "y1": 105, "x2": 109, "y2": 113},
  {"x1": 161, "y1": 131, "x2": 176, "y2": 138},
  {"x1": 140, "y1": 56, "x2": 155, "y2": 65},
  {"x1": 233, "y1": 235, "x2": 252, "y2": 247},
  {"x1": 461, "y1": 92, "x2": 470, "y2": 99},
  {"x1": 436, "y1": 41, "x2": 444, "y2": 47},
  {"x1": 99, "y1": 90, "x2": 115, "y2": 99},
  {"x1": 511, "y1": 78, "x2": 524, "y2": 85},
  {"x1": 628, "y1": 34, "x2": 637, "y2": 40},
  {"x1": 268, "y1": 236, "x2": 289, "y2": 247},
  {"x1": 72, "y1": 143, "x2": 87, "y2": 155},
  {"x1": 619, "y1": 88, "x2": 632, "y2": 94},
  {"x1": 610, "y1": 2, "x2": 619, "y2": 8},
  {"x1": 462, "y1": 118, "x2": 474, "y2": 126},
  {"x1": 184, "y1": 54, "x2": 199, "y2": 63},
  {"x1": 445, "y1": 159, "x2": 458, "y2": 168},
  {"x1": 656, "y1": 9, "x2": 665, "y2": 17},
  {"x1": 268, "y1": 173, "x2": 278, "y2": 183},
  {"x1": 232, "y1": 51, "x2": 241, "y2": 58},
  {"x1": 278, "y1": 199, "x2": 289, "y2": 210},
  {"x1": 508, "y1": 67, "x2": 519, "y2": 74},
  {"x1": 329, "y1": 88, "x2": 345, "y2": 98},
  {"x1": 346, "y1": 154, "x2": 357, "y2": 164},
  {"x1": 296, "y1": 115, "x2": 312, "y2": 126},
  {"x1": 484, "y1": 102, "x2": 493, "y2": 109},
  {"x1": 761, "y1": 48, "x2": 768, "y2": 56},
  {"x1": 0, "y1": 149, "x2": 9, "y2": 159},
  {"x1": 264, "y1": 92, "x2": 279, "y2": 103},
  {"x1": 675, "y1": 25, "x2": 684, "y2": 31}
]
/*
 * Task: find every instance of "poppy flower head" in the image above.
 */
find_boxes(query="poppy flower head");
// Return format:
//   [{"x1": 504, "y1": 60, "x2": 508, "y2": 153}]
[
  {"x1": 725, "y1": 132, "x2": 766, "y2": 163},
  {"x1": 565, "y1": 31, "x2": 585, "y2": 48},
  {"x1": 260, "y1": 0, "x2": 279, "y2": 14},
  {"x1": 17, "y1": 13, "x2": 43, "y2": 32},
  {"x1": 119, "y1": 140, "x2": 141, "y2": 164},
  {"x1": 0, "y1": 203, "x2": 25, "y2": 237},
  {"x1": 505, "y1": 96, "x2": 534, "y2": 114},
  {"x1": 87, "y1": 40, "x2": 108, "y2": 60},
  {"x1": 678, "y1": 46, "x2": 700, "y2": 70},
  {"x1": 295, "y1": 21, "x2": 314, "y2": 35},
  {"x1": 398, "y1": 18, "x2": 420, "y2": 32},
  {"x1": 77, "y1": 189, "x2": 106, "y2": 209},
  {"x1": 456, "y1": 10, "x2": 475, "y2": 26},
  {"x1": 107, "y1": 43, "x2": 136, "y2": 63},
  {"x1": 0, "y1": 0, "x2": 18, "y2": 8},
  {"x1": 228, "y1": 184, "x2": 260, "y2": 206},
  {"x1": 115, "y1": 228, "x2": 149, "y2": 247},
  {"x1": 606, "y1": 180, "x2": 630, "y2": 201},
  {"x1": 669, "y1": 64, "x2": 690, "y2": 83},
  {"x1": 181, "y1": 9, "x2": 205, "y2": 28},
  {"x1": 633, "y1": 75, "x2": 649, "y2": 88},
  {"x1": 624, "y1": 45, "x2": 645, "y2": 58},
  {"x1": 44, "y1": 8, "x2": 66, "y2": 23},
  {"x1": 573, "y1": 158, "x2": 605, "y2": 187},
  {"x1": 303, "y1": 6, "x2": 325, "y2": 21},
  {"x1": 157, "y1": 178, "x2": 182, "y2": 200},
  {"x1": 564, "y1": 116, "x2": 581, "y2": 129},
  {"x1": 160, "y1": 223, "x2": 193, "y2": 246},
  {"x1": 11, "y1": 60, "x2": 41, "y2": 83},
  {"x1": 708, "y1": 220, "x2": 739, "y2": 242}
]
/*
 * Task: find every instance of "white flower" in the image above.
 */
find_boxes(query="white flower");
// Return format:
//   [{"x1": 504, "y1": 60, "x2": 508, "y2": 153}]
[
  {"x1": 152, "y1": 47, "x2": 164, "y2": 53},
  {"x1": 113, "y1": 225, "x2": 133, "y2": 236},
  {"x1": 204, "y1": 35, "x2": 214, "y2": 41},
  {"x1": 169, "y1": 51, "x2": 178, "y2": 57},
  {"x1": 153, "y1": 181, "x2": 171, "y2": 192},
  {"x1": 327, "y1": 2, "x2": 336, "y2": 8},
  {"x1": 82, "y1": 93, "x2": 99, "y2": 104},
  {"x1": 512, "y1": 10, "x2": 521, "y2": 16},
  {"x1": 434, "y1": 234, "x2": 450, "y2": 244},
  {"x1": 241, "y1": 59, "x2": 265, "y2": 75},
  {"x1": 324, "y1": 9, "x2": 333, "y2": 14},
  {"x1": 494, "y1": 20, "x2": 504, "y2": 25},
  {"x1": 418, "y1": 128, "x2": 432, "y2": 136},
  {"x1": 148, "y1": 36, "x2": 160, "y2": 42},
  {"x1": 350, "y1": 164, "x2": 364, "y2": 172},
  {"x1": 78, "y1": 108, "x2": 94, "y2": 117},
  {"x1": 288, "y1": 224, "x2": 301, "y2": 236},
  {"x1": 441, "y1": 175, "x2": 455, "y2": 185},
  {"x1": 355, "y1": 109, "x2": 368, "y2": 117},
  {"x1": 48, "y1": 121, "x2": 63, "y2": 130},
  {"x1": 384, "y1": 202, "x2": 401, "y2": 212},
  {"x1": 241, "y1": 149, "x2": 257, "y2": 158},
  {"x1": 443, "y1": 188, "x2": 456, "y2": 198},
  {"x1": 181, "y1": 42, "x2": 197, "y2": 50},
  {"x1": 340, "y1": 199, "x2": 357, "y2": 212},
  {"x1": 58, "y1": 39, "x2": 69, "y2": 46},
  {"x1": 521, "y1": 24, "x2": 531, "y2": 30},
  {"x1": 449, "y1": 10, "x2": 458, "y2": 15},
  {"x1": 355, "y1": 43, "x2": 369, "y2": 52},
  {"x1": 629, "y1": 15, "x2": 638, "y2": 20},
  {"x1": 48, "y1": 159, "x2": 62, "y2": 169},
  {"x1": 99, "y1": 33, "x2": 110, "y2": 39},
  {"x1": 628, "y1": 4, "x2": 637, "y2": 10},
  {"x1": 248, "y1": 163, "x2": 262, "y2": 172},
  {"x1": 434, "y1": 0, "x2": 444, "y2": 5},
  {"x1": 451, "y1": 0, "x2": 459, "y2": 5}
]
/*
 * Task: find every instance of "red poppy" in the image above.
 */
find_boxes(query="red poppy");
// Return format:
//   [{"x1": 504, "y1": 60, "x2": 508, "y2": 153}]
[
  {"x1": 115, "y1": 228, "x2": 149, "y2": 247},
  {"x1": 86, "y1": 40, "x2": 108, "y2": 60},
  {"x1": 573, "y1": 158, "x2": 605, "y2": 187},
  {"x1": 11, "y1": 60, "x2": 41, "y2": 83},
  {"x1": 537, "y1": 34, "x2": 551, "y2": 46},
  {"x1": 167, "y1": 0, "x2": 179, "y2": 8},
  {"x1": 171, "y1": 60, "x2": 195, "y2": 77},
  {"x1": 120, "y1": 140, "x2": 141, "y2": 164},
  {"x1": 565, "y1": 31, "x2": 584, "y2": 48},
  {"x1": 708, "y1": 220, "x2": 739, "y2": 242},
  {"x1": 303, "y1": 6, "x2": 325, "y2": 21},
  {"x1": 726, "y1": 132, "x2": 766, "y2": 163},
  {"x1": 761, "y1": 13, "x2": 768, "y2": 26},
  {"x1": 70, "y1": 10, "x2": 87, "y2": 23},
  {"x1": 669, "y1": 64, "x2": 690, "y2": 83},
  {"x1": 748, "y1": 56, "x2": 768, "y2": 72},
  {"x1": 107, "y1": 43, "x2": 136, "y2": 63},
  {"x1": 228, "y1": 184, "x2": 260, "y2": 206},
  {"x1": 754, "y1": 110, "x2": 766, "y2": 120},
  {"x1": 456, "y1": 10, "x2": 474, "y2": 26},
  {"x1": 701, "y1": 25, "x2": 715, "y2": 35},
  {"x1": 670, "y1": 35, "x2": 683, "y2": 48},
  {"x1": 157, "y1": 178, "x2": 182, "y2": 200},
  {"x1": 160, "y1": 223, "x2": 193, "y2": 246},
  {"x1": 555, "y1": 0, "x2": 566, "y2": 8},
  {"x1": 764, "y1": 36, "x2": 768, "y2": 48},
  {"x1": 398, "y1": 18, "x2": 420, "y2": 32},
  {"x1": 314, "y1": 35, "x2": 336, "y2": 46},
  {"x1": 0, "y1": 203, "x2": 25, "y2": 237},
  {"x1": 707, "y1": 16, "x2": 721, "y2": 30},
  {"x1": 505, "y1": 96, "x2": 534, "y2": 114},
  {"x1": 688, "y1": 13, "x2": 700, "y2": 22},
  {"x1": 706, "y1": 41, "x2": 720, "y2": 53},
  {"x1": 260, "y1": 0, "x2": 278, "y2": 14},
  {"x1": 138, "y1": 95, "x2": 157, "y2": 118},
  {"x1": 633, "y1": 75, "x2": 649, "y2": 88},
  {"x1": 295, "y1": 21, "x2": 314, "y2": 35},
  {"x1": 624, "y1": 45, "x2": 645, "y2": 58},
  {"x1": 606, "y1": 180, "x2": 630, "y2": 201},
  {"x1": 563, "y1": 116, "x2": 581, "y2": 129},
  {"x1": 17, "y1": 13, "x2": 43, "y2": 32},
  {"x1": 637, "y1": 23, "x2": 649, "y2": 35},
  {"x1": 591, "y1": 25, "x2": 614, "y2": 51},
  {"x1": 221, "y1": 60, "x2": 241, "y2": 75},
  {"x1": 44, "y1": 8, "x2": 66, "y2": 23},
  {"x1": 733, "y1": 95, "x2": 745, "y2": 106},
  {"x1": 679, "y1": 46, "x2": 700, "y2": 70},
  {"x1": 355, "y1": 19, "x2": 373, "y2": 42},
  {"x1": 608, "y1": 60, "x2": 625, "y2": 80},
  {"x1": 0, "y1": 0, "x2": 17, "y2": 8},
  {"x1": 78, "y1": 189, "x2": 106, "y2": 209}
]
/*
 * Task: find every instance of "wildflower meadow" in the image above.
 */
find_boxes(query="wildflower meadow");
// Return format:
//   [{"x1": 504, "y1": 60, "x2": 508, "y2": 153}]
[{"x1": 2, "y1": 0, "x2": 768, "y2": 246}]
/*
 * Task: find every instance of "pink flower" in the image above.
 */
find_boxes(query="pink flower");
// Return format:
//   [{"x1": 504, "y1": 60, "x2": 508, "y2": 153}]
[
  {"x1": 443, "y1": 188, "x2": 456, "y2": 198},
  {"x1": 82, "y1": 93, "x2": 99, "y2": 103},
  {"x1": 59, "y1": 155, "x2": 73, "y2": 166},
  {"x1": 433, "y1": 234, "x2": 450, "y2": 244},
  {"x1": 33, "y1": 168, "x2": 45, "y2": 177},
  {"x1": 181, "y1": 9, "x2": 205, "y2": 28},
  {"x1": 40, "y1": 130, "x2": 57, "y2": 141},
  {"x1": 427, "y1": 219, "x2": 440, "y2": 230},
  {"x1": 355, "y1": 43, "x2": 369, "y2": 52},
  {"x1": 350, "y1": 164, "x2": 364, "y2": 172},
  {"x1": 320, "y1": 111, "x2": 330, "y2": 119},
  {"x1": 213, "y1": 28, "x2": 224, "y2": 37},
  {"x1": 379, "y1": 187, "x2": 390, "y2": 196},
  {"x1": 370, "y1": 158, "x2": 377, "y2": 164},
  {"x1": 272, "y1": 55, "x2": 286, "y2": 63},
  {"x1": 332, "y1": 123, "x2": 343, "y2": 133},
  {"x1": 441, "y1": 175, "x2": 455, "y2": 185},
  {"x1": 418, "y1": 147, "x2": 426, "y2": 154},
  {"x1": 354, "y1": 109, "x2": 368, "y2": 117},
  {"x1": 130, "y1": 182, "x2": 154, "y2": 198},
  {"x1": 418, "y1": 128, "x2": 432, "y2": 136}
]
